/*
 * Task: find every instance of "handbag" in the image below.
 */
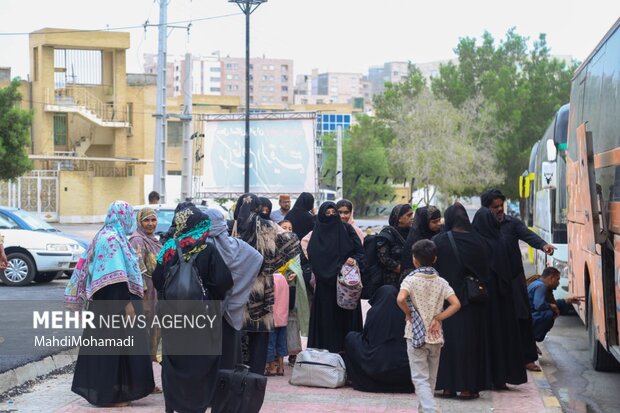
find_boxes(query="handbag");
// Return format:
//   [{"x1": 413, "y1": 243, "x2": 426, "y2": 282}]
[
  {"x1": 447, "y1": 231, "x2": 488, "y2": 304},
  {"x1": 211, "y1": 364, "x2": 267, "y2": 413},
  {"x1": 336, "y1": 262, "x2": 362, "y2": 310},
  {"x1": 289, "y1": 348, "x2": 346, "y2": 388}
]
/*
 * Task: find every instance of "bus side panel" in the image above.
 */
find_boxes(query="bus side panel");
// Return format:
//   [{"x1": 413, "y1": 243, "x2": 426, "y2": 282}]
[
  {"x1": 614, "y1": 234, "x2": 620, "y2": 345},
  {"x1": 568, "y1": 219, "x2": 587, "y2": 321}
]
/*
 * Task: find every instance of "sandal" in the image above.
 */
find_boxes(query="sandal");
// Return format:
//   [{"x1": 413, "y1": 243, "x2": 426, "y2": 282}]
[
  {"x1": 437, "y1": 390, "x2": 456, "y2": 398},
  {"x1": 458, "y1": 391, "x2": 480, "y2": 400},
  {"x1": 526, "y1": 362, "x2": 542, "y2": 372}
]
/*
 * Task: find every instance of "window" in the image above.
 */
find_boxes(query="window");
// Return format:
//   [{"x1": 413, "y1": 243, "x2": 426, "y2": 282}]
[
  {"x1": 210, "y1": 77, "x2": 220, "y2": 82},
  {"x1": 210, "y1": 87, "x2": 221, "y2": 92},
  {"x1": 33, "y1": 47, "x2": 38, "y2": 81},
  {"x1": 53, "y1": 113, "x2": 67, "y2": 146},
  {"x1": 282, "y1": 96, "x2": 288, "y2": 102},
  {"x1": 0, "y1": 213, "x2": 18, "y2": 229},
  {"x1": 127, "y1": 102, "x2": 133, "y2": 136},
  {"x1": 281, "y1": 86, "x2": 288, "y2": 92},
  {"x1": 233, "y1": 74, "x2": 240, "y2": 80},
  {"x1": 269, "y1": 65, "x2": 275, "y2": 70},
  {"x1": 167, "y1": 122, "x2": 182, "y2": 147},
  {"x1": 281, "y1": 75, "x2": 288, "y2": 82},
  {"x1": 210, "y1": 67, "x2": 221, "y2": 72},
  {"x1": 226, "y1": 74, "x2": 233, "y2": 80},
  {"x1": 226, "y1": 85, "x2": 239, "y2": 91},
  {"x1": 281, "y1": 64, "x2": 289, "y2": 72}
]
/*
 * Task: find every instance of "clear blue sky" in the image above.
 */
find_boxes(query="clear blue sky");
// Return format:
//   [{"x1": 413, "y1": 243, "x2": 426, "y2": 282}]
[{"x1": 0, "y1": 0, "x2": 618, "y2": 79}]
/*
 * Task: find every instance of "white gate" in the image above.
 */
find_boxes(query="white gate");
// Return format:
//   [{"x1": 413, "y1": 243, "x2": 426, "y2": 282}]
[{"x1": 0, "y1": 171, "x2": 59, "y2": 222}]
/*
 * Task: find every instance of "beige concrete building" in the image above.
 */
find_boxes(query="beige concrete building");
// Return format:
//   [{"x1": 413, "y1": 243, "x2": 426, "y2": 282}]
[
  {"x1": 0, "y1": 28, "x2": 240, "y2": 223},
  {"x1": 220, "y1": 56, "x2": 293, "y2": 106}
]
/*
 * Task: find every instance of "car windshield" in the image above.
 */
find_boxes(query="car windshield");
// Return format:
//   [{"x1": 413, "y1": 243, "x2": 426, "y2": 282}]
[
  {"x1": 0, "y1": 214, "x2": 19, "y2": 229},
  {"x1": 12, "y1": 210, "x2": 57, "y2": 231}
]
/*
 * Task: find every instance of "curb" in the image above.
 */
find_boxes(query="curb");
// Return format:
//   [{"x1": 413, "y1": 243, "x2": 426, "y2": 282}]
[
  {"x1": 535, "y1": 343, "x2": 563, "y2": 413},
  {"x1": 0, "y1": 348, "x2": 77, "y2": 396}
]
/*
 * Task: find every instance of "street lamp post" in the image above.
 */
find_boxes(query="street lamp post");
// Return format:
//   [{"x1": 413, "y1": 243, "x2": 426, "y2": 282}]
[{"x1": 229, "y1": 0, "x2": 267, "y2": 194}]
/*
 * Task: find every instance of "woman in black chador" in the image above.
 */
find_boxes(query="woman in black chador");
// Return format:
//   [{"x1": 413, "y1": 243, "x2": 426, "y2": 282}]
[
  {"x1": 433, "y1": 203, "x2": 491, "y2": 399},
  {"x1": 376, "y1": 204, "x2": 413, "y2": 288},
  {"x1": 307, "y1": 201, "x2": 365, "y2": 353},
  {"x1": 401, "y1": 205, "x2": 442, "y2": 274},
  {"x1": 472, "y1": 207, "x2": 527, "y2": 389},
  {"x1": 153, "y1": 204, "x2": 233, "y2": 413},
  {"x1": 343, "y1": 285, "x2": 414, "y2": 393}
]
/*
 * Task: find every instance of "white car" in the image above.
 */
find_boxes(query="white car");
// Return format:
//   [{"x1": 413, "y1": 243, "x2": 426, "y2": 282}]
[{"x1": 1, "y1": 229, "x2": 85, "y2": 286}]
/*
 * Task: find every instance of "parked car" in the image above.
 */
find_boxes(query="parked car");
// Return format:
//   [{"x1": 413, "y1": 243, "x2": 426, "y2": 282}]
[
  {"x1": 134, "y1": 202, "x2": 228, "y2": 238},
  {"x1": 0, "y1": 207, "x2": 90, "y2": 249},
  {"x1": 1, "y1": 229, "x2": 85, "y2": 286}
]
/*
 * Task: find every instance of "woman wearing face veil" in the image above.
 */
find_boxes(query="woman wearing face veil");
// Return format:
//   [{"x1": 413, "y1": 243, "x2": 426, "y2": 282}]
[
  {"x1": 343, "y1": 285, "x2": 414, "y2": 393},
  {"x1": 152, "y1": 205, "x2": 233, "y2": 413},
  {"x1": 401, "y1": 206, "x2": 442, "y2": 274},
  {"x1": 472, "y1": 207, "x2": 527, "y2": 389},
  {"x1": 433, "y1": 203, "x2": 491, "y2": 399},
  {"x1": 234, "y1": 194, "x2": 300, "y2": 374},
  {"x1": 307, "y1": 202, "x2": 365, "y2": 353}
]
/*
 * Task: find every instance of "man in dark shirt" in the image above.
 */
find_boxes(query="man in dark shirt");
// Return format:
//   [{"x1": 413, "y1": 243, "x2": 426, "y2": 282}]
[{"x1": 481, "y1": 188, "x2": 555, "y2": 371}]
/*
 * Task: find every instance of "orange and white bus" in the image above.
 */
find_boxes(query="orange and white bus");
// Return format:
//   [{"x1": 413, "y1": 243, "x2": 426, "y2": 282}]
[{"x1": 566, "y1": 18, "x2": 620, "y2": 370}]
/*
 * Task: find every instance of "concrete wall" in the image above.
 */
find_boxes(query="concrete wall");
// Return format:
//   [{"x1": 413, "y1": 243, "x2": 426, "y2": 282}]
[{"x1": 58, "y1": 171, "x2": 142, "y2": 223}]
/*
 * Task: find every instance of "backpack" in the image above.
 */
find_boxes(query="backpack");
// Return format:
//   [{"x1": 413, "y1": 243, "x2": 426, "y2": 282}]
[
  {"x1": 360, "y1": 234, "x2": 383, "y2": 299},
  {"x1": 162, "y1": 239, "x2": 206, "y2": 301}
]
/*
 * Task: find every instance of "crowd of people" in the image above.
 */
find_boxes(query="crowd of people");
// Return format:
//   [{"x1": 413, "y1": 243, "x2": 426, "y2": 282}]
[{"x1": 62, "y1": 188, "x2": 575, "y2": 412}]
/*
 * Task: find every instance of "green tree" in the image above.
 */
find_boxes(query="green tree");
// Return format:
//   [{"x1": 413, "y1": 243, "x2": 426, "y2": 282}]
[
  {"x1": 385, "y1": 89, "x2": 504, "y2": 203},
  {"x1": 321, "y1": 115, "x2": 393, "y2": 214},
  {"x1": 0, "y1": 79, "x2": 32, "y2": 180},
  {"x1": 431, "y1": 29, "x2": 576, "y2": 198}
]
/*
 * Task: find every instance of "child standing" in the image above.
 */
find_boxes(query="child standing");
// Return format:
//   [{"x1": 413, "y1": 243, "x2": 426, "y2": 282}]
[
  {"x1": 397, "y1": 239, "x2": 461, "y2": 413},
  {"x1": 266, "y1": 272, "x2": 289, "y2": 376}
]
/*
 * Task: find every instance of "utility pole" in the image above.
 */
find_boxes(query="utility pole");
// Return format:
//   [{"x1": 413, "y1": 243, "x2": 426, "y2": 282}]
[
  {"x1": 153, "y1": 0, "x2": 168, "y2": 202},
  {"x1": 180, "y1": 53, "x2": 193, "y2": 201},
  {"x1": 230, "y1": 0, "x2": 268, "y2": 194},
  {"x1": 336, "y1": 125, "x2": 343, "y2": 200}
]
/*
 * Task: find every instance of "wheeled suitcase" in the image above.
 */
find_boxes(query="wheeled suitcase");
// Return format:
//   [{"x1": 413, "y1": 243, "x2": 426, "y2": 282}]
[{"x1": 211, "y1": 364, "x2": 267, "y2": 413}]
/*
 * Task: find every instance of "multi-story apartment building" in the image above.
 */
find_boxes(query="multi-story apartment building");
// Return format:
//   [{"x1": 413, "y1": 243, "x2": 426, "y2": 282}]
[
  {"x1": 143, "y1": 53, "x2": 222, "y2": 98},
  {"x1": 219, "y1": 56, "x2": 294, "y2": 107}
]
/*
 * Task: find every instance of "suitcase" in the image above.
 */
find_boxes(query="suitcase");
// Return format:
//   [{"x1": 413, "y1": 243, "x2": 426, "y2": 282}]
[{"x1": 211, "y1": 364, "x2": 267, "y2": 413}]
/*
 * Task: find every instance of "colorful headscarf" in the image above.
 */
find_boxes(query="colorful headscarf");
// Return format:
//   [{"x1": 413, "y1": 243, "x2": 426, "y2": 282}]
[
  {"x1": 157, "y1": 204, "x2": 211, "y2": 265},
  {"x1": 64, "y1": 201, "x2": 143, "y2": 309},
  {"x1": 129, "y1": 207, "x2": 162, "y2": 275}
]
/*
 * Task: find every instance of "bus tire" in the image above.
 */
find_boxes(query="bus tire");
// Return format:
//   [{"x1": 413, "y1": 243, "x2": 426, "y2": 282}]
[{"x1": 587, "y1": 290, "x2": 620, "y2": 371}]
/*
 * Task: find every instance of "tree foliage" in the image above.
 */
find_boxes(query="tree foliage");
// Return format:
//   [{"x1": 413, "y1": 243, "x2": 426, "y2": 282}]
[
  {"x1": 321, "y1": 115, "x2": 393, "y2": 213},
  {"x1": 384, "y1": 89, "x2": 504, "y2": 202},
  {"x1": 431, "y1": 29, "x2": 576, "y2": 198},
  {"x1": 0, "y1": 79, "x2": 32, "y2": 180}
]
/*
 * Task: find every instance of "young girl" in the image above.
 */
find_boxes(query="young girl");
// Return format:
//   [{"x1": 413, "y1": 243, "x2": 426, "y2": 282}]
[{"x1": 266, "y1": 272, "x2": 289, "y2": 375}]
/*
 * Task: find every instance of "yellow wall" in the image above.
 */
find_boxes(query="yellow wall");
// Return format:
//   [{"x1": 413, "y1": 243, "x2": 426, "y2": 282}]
[{"x1": 58, "y1": 171, "x2": 142, "y2": 222}]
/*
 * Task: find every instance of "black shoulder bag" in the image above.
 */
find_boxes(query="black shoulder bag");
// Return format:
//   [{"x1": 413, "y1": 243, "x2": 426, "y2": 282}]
[{"x1": 447, "y1": 231, "x2": 488, "y2": 304}]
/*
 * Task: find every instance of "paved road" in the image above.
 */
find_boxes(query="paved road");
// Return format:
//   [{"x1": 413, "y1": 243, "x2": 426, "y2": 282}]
[
  {"x1": 0, "y1": 279, "x2": 70, "y2": 373},
  {"x1": 543, "y1": 315, "x2": 620, "y2": 413}
]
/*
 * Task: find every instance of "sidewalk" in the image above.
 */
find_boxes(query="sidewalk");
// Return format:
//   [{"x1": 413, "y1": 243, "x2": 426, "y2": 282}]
[{"x1": 1, "y1": 354, "x2": 561, "y2": 413}]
